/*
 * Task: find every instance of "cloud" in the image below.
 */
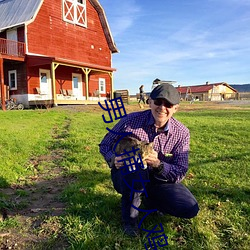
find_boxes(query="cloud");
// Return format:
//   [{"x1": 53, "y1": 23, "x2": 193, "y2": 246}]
[{"x1": 102, "y1": 0, "x2": 141, "y2": 37}]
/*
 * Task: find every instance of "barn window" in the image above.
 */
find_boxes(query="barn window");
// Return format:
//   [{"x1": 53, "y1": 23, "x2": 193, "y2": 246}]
[
  {"x1": 63, "y1": 0, "x2": 87, "y2": 27},
  {"x1": 8, "y1": 70, "x2": 17, "y2": 90},
  {"x1": 99, "y1": 78, "x2": 106, "y2": 94}
]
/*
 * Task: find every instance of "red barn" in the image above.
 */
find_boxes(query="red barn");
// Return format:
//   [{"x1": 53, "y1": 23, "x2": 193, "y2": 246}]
[{"x1": 0, "y1": 0, "x2": 118, "y2": 109}]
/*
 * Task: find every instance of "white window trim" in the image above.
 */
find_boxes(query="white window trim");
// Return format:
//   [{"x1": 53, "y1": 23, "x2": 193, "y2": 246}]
[
  {"x1": 62, "y1": 0, "x2": 87, "y2": 27},
  {"x1": 8, "y1": 70, "x2": 17, "y2": 90},
  {"x1": 99, "y1": 78, "x2": 106, "y2": 94}
]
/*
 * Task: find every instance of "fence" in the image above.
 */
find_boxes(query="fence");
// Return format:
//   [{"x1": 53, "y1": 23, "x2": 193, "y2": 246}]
[
  {"x1": 0, "y1": 38, "x2": 25, "y2": 57},
  {"x1": 114, "y1": 89, "x2": 129, "y2": 104},
  {"x1": 238, "y1": 92, "x2": 250, "y2": 100}
]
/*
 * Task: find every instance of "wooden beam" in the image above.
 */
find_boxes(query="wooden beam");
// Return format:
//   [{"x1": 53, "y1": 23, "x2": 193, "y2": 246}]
[
  {"x1": 0, "y1": 58, "x2": 5, "y2": 111},
  {"x1": 108, "y1": 72, "x2": 114, "y2": 99},
  {"x1": 82, "y1": 67, "x2": 91, "y2": 100},
  {"x1": 51, "y1": 62, "x2": 57, "y2": 106}
]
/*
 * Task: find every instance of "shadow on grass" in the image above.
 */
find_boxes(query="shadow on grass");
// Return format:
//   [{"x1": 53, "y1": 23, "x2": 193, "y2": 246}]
[
  {"x1": 62, "y1": 168, "x2": 120, "y2": 222},
  {"x1": 185, "y1": 181, "x2": 250, "y2": 249},
  {"x1": 62, "y1": 168, "x2": 210, "y2": 249},
  {"x1": 188, "y1": 182, "x2": 250, "y2": 209},
  {"x1": 0, "y1": 177, "x2": 9, "y2": 189},
  {"x1": 0, "y1": 171, "x2": 77, "y2": 249}
]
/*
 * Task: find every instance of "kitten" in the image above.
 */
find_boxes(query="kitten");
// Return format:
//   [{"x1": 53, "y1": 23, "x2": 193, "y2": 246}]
[{"x1": 114, "y1": 136, "x2": 154, "y2": 171}]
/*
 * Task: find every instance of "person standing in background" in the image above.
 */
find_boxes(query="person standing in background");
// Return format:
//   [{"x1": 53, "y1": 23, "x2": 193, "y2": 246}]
[{"x1": 138, "y1": 85, "x2": 145, "y2": 105}]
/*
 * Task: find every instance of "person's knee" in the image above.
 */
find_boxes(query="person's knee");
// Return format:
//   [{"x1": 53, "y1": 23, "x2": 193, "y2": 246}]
[
  {"x1": 165, "y1": 200, "x2": 199, "y2": 219},
  {"x1": 180, "y1": 203, "x2": 199, "y2": 219}
]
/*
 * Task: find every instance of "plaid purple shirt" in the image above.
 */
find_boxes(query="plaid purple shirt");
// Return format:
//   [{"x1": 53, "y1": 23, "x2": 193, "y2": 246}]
[{"x1": 99, "y1": 109, "x2": 190, "y2": 183}]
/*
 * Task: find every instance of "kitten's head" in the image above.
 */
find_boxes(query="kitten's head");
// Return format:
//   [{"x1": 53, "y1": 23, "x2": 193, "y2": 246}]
[{"x1": 138, "y1": 141, "x2": 154, "y2": 160}]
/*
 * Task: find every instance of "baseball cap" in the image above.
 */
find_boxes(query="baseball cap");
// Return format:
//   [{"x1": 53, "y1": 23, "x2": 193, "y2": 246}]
[{"x1": 150, "y1": 83, "x2": 180, "y2": 105}]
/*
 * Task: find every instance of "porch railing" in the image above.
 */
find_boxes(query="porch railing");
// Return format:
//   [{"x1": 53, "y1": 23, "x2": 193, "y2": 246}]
[{"x1": 0, "y1": 38, "x2": 25, "y2": 57}]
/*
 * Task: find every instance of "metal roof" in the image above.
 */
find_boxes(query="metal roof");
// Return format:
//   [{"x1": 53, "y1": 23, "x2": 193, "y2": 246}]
[
  {"x1": 177, "y1": 83, "x2": 238, "y2": 94},
  {"x1": 0, "y1": 0, "x2": 42, "y2": 31},
  {"x1": 0, "y1": 0, "x2": 118, "y2": 53},
  {"x1": 89, "y1": 0, "x2": 118, "y2": 53}
]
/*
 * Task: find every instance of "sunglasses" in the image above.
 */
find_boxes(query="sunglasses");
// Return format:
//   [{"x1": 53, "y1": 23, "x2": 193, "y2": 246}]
[{"x1": 153, "y1": 99, "x2": 173, "y2": 108}]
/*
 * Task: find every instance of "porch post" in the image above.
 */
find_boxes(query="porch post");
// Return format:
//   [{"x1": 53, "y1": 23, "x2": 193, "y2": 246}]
[
  {"x1": 51, "y1": 62, "x2": 59, "y2": 106},
  {"x1": 109, "y1": 72, "x2": 114, "y2": 99},
  {"x1": 82, "y1": 68, "x2": 91, "y2": 100},
  {"x1": 0, "y1": 58, "x2": 5, "y2": 111},
  {"x1": 51, "y1": 62, "x2": 57, "y2": 106}
]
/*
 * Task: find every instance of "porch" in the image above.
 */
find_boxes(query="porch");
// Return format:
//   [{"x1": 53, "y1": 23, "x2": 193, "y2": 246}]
[
  {"x1": 0, "y1": 38, "x2": 25, "y2": 58},
  {"x1": 0, "y1": 38, "x2": 26, "y2": 110},
  {"x1": 28, "y1": 98, "x2": 108, "y2": 108}
]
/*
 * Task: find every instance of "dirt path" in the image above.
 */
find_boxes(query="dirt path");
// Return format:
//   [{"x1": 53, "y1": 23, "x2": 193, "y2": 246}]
[{"x1": 0, "y1": 118, "x2": 74, "y2": 249}]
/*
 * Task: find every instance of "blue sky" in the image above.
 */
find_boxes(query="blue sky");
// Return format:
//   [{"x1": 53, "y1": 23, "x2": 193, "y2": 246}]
[{"x1": 99, "y1": 0, "x2": 250, "y2": 94}]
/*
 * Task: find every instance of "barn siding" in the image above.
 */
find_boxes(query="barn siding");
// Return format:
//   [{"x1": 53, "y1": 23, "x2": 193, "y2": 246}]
[
  {"x1": 27, "y1": 65, "x2": 47, "y2": 94},
  {"x1": 89, "y1": 74, "x2": 111, "y2": 97},
  {"x1": 4, "y1": 62, "x2": 27, "y2": 95},
  {"x1": 17, "y1": 26, "x2": 25, "y2": 43},
  {"x1": 26, "y1": 0, "x2": 111, "y2": 67}
]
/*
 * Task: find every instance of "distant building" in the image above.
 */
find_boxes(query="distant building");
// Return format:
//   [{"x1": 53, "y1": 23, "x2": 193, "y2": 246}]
[
  {"x1": 151, "y1": 78, "x2": 177, "y2": 90},
  {"x1": 177, "y1": 82, "x2": 238, "y2": 101}
]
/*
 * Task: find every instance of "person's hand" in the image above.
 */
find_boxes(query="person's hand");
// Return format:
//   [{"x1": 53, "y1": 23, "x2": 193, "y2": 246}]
[
  {"x1": 145, "y1": 150, "x2": 161, "y2": 168},
  {"x1": 114, "y1": 156, "x2": 124, "y2": 169}
]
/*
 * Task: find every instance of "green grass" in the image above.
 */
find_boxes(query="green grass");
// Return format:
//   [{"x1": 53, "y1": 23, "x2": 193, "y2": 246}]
[
  {"x1": 0, "y1": 105, "x2": 249, "y2": 249},
  {"x1": 0, "y1": 109, "x2": 68, "y2": 186}
]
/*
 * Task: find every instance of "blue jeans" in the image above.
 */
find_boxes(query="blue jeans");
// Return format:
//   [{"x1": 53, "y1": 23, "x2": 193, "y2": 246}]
[{"x1": 111, "y1": 167, "x2": 199, "y2": 224}]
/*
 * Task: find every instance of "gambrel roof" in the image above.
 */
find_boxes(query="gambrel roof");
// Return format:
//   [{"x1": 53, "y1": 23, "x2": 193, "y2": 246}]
[
  {"x1": 0, "y1": 0, "x2": 118, "y2": 53},
  {"x1": 89, "y1": 0, "x2": 118, "y2": 53}
]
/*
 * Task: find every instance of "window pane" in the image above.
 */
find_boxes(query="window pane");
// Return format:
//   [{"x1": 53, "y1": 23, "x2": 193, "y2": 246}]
[
  {"x1": 99, "y1": 78, "x2": 106, "y2": 94},
  {"x1": 10, "y1": 73, "x2": 15, "y2": 89},
  {"x1": 8, "y1": 70, "x2": 17, "y2": 90},
  {"x1": 73, "y1": 76, "x2": 78, "y2": 88},
  {"x1": 100, "y1": 84, "x2": 104, "y2": 92},
  {"x1": 41, "y1": 73, "x2": 47, "y2": 83}
]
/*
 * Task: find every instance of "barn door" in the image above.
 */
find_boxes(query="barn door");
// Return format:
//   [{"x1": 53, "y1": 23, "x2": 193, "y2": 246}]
[
  {"x1": 72, "y1": 73, "x2": 82, "y2": 98},
  {"x1": 72, "y1": 74, "x2": 82, "y2": 98},
  {"x1": 6, "y1": 29, "x2": 18, "y2": 55},
  {"x1": 39, "y1": 69, "x2": 52, "y2": 99}
]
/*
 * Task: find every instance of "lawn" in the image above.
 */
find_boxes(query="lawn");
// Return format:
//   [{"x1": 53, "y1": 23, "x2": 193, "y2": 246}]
[{"x1": 0, "y1": 103, "x2": 249, "y2": 250}]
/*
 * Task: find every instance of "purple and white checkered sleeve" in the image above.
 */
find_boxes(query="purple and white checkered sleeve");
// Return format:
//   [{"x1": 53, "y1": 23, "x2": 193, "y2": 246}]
[{"x1": 99, "y1": 118, "x2": 127, "y2": 163}]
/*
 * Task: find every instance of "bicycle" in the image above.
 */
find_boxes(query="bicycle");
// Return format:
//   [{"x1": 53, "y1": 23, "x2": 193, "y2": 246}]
[{"x1": 5, "y1": 98, "x2": 24, "y2": 110}]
